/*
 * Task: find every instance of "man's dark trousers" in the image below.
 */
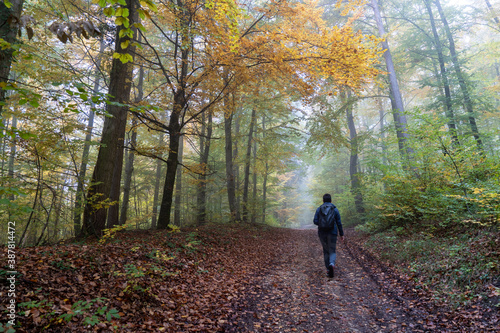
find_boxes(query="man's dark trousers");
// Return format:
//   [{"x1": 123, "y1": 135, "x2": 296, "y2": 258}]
[{"x1": 318, "y1": 229, "x2": 338, "y2": 269}]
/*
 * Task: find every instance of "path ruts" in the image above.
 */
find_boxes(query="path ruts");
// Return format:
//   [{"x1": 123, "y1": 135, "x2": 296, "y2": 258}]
[{"x1": 223, "y1": 228, "x2": 473, "y2": 333}]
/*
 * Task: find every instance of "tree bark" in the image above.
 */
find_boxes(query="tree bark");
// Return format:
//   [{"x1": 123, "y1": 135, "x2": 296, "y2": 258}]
[
  {"x1": 234, "y1": 108, "x2": 241, "y2": 216},
  {"x1": 434, "y1": 0, "x2": 483, "y2": 149},
  {"x1": 251, "y1": 125, "x2": 258, "y2": 224},
  {"x1": 261, "y1": 115, "x2": 269, "y2": 224},
  {"x1": 157, "y1": 89, "x2": 185, "y2": 229},
  {"x1": 0, "y1": 0, "x2": 24, "y2": 115},
  {"x1": 173, "y1": 134, "x2": 184, "y2": 226},
  {"x1": 224, "y1": 92, "x2": 239, "y2": 222},
  {"x1": 119, "y1": 117, "x2": 137, "y2": 225},
  {"x1": 151, "y1": 132, "x2": 164, "y2": 229},
  {"x1": 424, "y1": 0, "x2": 459, "y2": 145},
  {"x1": 242, "y1": 108, "x2": 256, "y2": 222},
  {"x1": 197, "y1": 111, "x2": 213, "y2": 225},
  {"x1": 371, "y1": 0, "x2": 413, "y2": 160},
  {"x1": 82, "y1": 0, "x2": 138, "y2": 236}
]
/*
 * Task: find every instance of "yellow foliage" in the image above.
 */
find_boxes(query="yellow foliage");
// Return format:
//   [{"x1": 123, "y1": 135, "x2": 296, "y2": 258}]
[
  {"x1": 167, "y1": 224, "x2": 181, "y2": 233},
  {"x1": 99, "y1": 224, "x2": 130, "y2": 244},
  {"x1": 155, "y1": 251, "x2": 175, "y2": 262}
]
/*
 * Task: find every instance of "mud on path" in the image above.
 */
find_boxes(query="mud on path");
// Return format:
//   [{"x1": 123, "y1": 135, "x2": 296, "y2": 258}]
[{"x1": 223, "y1": 228, "x2": 497, "y2": 333}]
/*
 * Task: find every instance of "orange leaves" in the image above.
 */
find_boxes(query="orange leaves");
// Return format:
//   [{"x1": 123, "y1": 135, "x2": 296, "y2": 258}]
[{"x1": 232, "y1": 0, "x2": 382, "y2": 94}]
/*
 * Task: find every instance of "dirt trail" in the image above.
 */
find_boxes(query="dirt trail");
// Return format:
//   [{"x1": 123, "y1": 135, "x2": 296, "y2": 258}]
[{"x1": 223, "y1": 229, "x2": 473, "y2": 333}]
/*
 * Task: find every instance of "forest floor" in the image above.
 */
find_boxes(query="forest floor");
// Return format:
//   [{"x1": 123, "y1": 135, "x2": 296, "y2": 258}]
[{"x1": 1, "y1": 223, "x2": 498, "y2": 332}]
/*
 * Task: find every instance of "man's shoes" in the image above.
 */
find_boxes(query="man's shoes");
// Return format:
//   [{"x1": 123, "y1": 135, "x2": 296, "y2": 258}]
[{"x1": 327, "y1": 264, "x2": 335, "y2": 278}]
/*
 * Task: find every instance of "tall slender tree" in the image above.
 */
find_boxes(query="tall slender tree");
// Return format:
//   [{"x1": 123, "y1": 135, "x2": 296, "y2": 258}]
[
  {"x1": 371, "y1": 0, "x2": 413, "y2": 160},
  {"x1": 82, "y1": 0, "x2": 138, "y2": 236},
  {"x1": 74, "y1": 34, "x2": 106, "y2": 235},
  {"x1": 434, "y1": 0, "x2": 483, "y2": 149},
  {"x1": 423, "y1": 0, "x2": 459, "y2": 145},
  {"x1": 197, "y1": 111, "x2": 213, "y2": 225},
  {"x1": 242, "y1": 108, "x2": 256, "y2": 222},
  {"x1": 261, "y1": 115, "x2": 269, "y2": 224},
  {"x1": 344, "y1": 91, "x2": 364, "y2": 216},
  {"x1": 224, "y1": 91, "x2": 239, "y2": 222},
  {"x1": 151, "y1": 132, "x2": 164, "y2": 229}
]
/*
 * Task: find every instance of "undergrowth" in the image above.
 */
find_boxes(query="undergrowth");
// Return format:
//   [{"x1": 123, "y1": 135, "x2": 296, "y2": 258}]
[{"x1": 360, "y1": 226, "x2": 500, "y2": 308}]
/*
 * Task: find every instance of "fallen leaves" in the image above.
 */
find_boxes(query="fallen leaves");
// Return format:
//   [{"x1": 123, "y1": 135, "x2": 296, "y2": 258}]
[{"x1": 1, "y1": 224, "x2": 498, "y2": 332}]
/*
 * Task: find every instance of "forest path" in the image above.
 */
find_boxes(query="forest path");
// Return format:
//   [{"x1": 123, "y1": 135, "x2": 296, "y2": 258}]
[
  {"x1": 224, "y1": 228, "x2": 457, "y2": 333},
  {"x1": 9, "y1": 224, "x2": 496, "y2": 332}
]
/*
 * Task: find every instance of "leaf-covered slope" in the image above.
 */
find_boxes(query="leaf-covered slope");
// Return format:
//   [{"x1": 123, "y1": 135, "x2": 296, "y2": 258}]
[{"x1": 4, "y1": 224, "x2": 283, "y2": 332}]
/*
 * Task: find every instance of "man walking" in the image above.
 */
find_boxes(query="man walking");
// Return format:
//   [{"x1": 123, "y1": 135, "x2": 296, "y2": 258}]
[{"x1": 313, "y1": 193, "x2": 344, "y2": 278}]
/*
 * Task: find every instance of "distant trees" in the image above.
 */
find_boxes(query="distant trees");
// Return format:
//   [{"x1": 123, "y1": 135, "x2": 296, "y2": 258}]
[{"x1": 1, "y1": 0, "x2": 497, "y2": 245}]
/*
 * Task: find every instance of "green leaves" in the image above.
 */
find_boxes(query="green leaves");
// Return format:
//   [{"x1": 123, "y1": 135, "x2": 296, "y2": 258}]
[
  {"x1": 1, "y1": 82, "x2": 41, "y2": 110},
  {"x1": 115, "y1": 16, "x2": 129, "y2": 27},
  {"x1": 116, "y1": 7, "x2": 129, "y2": 17},
  {"x1": 113, "y1": 52, "x2": 133, "y2": 63}
]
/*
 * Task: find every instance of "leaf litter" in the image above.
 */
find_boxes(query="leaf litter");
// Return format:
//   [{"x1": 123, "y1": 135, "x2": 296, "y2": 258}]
[{"x1": 1, "y1": 224, "x2": 498, "y2": 332}]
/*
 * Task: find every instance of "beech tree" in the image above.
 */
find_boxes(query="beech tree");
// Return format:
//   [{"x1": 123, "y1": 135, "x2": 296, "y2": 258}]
[
  {"x1": 370, "y1": 0, "x2": 413, "y2": 160},
  {"x1": 82, "y1": 0, "x2": 139, "y2": 236}
]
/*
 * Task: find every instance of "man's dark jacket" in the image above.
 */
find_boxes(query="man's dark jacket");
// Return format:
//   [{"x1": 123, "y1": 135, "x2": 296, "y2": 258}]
[{"x1": 313, "y1": 202, "x2": 344, "y2": 236}]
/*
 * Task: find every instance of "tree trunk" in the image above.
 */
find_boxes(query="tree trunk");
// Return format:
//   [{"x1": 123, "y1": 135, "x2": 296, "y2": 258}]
[
  {"x1": 74, "y1": 35, "x2": 105, "y2": 235},
  {"x1": 234, "y1": 108, "x2": 241, "y2": 216},
  {"x1": 344, "y1": 91, "x2": 364, "y2": 216},
  {"x1": 82, "y1": 0, "x2": 138, "y2": 236},
  {"x1": 261, "y1": 115, "x2": 269, "y2": 224},
  {"x1": 157, "y1": 90, "x2": 185, "y2": 229},
  {"x1": 224, "y1": 93, "x2": 239, "y2": 222},
  {"x1": 197, "y1": 111, "x2": 213, "y2": 225},
  {"x1": 156, "y1": 0, "x2": 192, "y2": 230},
  {"x1": 435, "y1": 0, "x2": 483, "y2": 149},
  {"x1": 243, "y1": 109, "x2": 256, "y2": 222},
  {"x1": 173, "y1": 134, "x2": 184, "y2": 226},
  {"x1": 119, "y1": 57, "x2": 145, "y2": 226},
  {"x1": 151, "y1": 132, "x2": 164, "y2": 229},
  {"x1": 119, "y1": 117, "x2": 137, "y2": 225},
  {"x1": 376, "y1": 95, "x2": 388, "y2": 166},
  {"x1": 52, "y1": 182, "x2": 65, "y2": 241},
  {"x1": 424, "y1": 0, "x2": 459, "y2": 145},
  {"x1": 0, "y1": 0, "x2": 24, "y2": 115},
  {"x1": 251, "y1": 126, "x2": 258, "y2": 224},
  {"x1": 371, "y1": 0, "x2": 413, "y2": 160},
  {"x1": 485, "y1": 0, "x2": 500, "y2": 28}
]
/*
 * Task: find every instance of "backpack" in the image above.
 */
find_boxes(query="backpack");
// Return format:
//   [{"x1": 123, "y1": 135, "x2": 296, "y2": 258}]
[{"x1": 317, "y1": 203, "x2": 336, "y2": 230}]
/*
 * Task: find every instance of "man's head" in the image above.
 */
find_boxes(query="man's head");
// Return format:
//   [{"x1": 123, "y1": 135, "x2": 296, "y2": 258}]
[{"x1": 323, "y1": 193, "x2": 332, "y2": 203}]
